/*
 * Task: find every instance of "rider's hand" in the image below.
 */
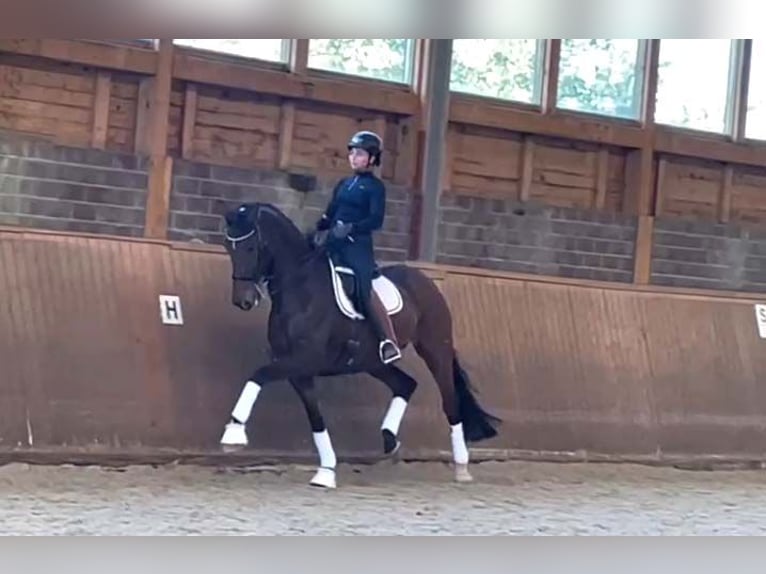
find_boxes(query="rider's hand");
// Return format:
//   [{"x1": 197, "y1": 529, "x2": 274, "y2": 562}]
[
  {"x1": 316, "y1": 214, "x2": 331, "y2": 231},
  {"x1": 331, "y1": 221, "x2": 353, "y2": 239}
]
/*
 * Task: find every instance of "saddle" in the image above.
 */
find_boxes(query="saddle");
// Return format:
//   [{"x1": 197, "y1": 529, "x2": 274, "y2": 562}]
[{"x1": 328, "y1": 256, "x2": 403, "y2": 321}]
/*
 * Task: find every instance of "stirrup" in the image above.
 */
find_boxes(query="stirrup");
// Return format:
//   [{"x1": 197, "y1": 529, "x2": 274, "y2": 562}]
[{"x1": 379, "y1": 339, "x2": 402, "y2": 364}]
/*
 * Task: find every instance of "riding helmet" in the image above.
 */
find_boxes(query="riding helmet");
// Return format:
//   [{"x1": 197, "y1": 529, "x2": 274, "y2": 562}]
[{"x1": 348, "y1": 130, "x2": 383, "y2": 167}]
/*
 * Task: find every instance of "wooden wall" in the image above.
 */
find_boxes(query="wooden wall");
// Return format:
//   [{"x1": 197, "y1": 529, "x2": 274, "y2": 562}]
[
  {"x1": 0, "y1": 52, "x2": 404, "y2": 182},
  {"x1": 2, "y1": 39, "x2": 766, "y2": 291}
]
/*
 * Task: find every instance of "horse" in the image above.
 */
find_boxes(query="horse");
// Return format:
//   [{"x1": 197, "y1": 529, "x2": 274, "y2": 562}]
[{"x1": 218, "y1": 202, "x2": 500, "y2": 488}]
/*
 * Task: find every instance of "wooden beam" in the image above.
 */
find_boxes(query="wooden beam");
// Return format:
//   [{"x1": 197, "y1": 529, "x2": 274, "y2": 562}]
[
  {"x1": 633, "y1": 215, "x2": 655, "y2": 285},
  {"x1": 0, "y1": 39, "x2": 157, "y2": 74},
  {"x1": 145, "y1": 155, "x2": 174, "y2": 237},
  {"x1": 640, "y1": 40, "x2": 661, "y2": 127},
  {"x1": 393, "y1": 116, "x2": 417, "y2": 186},
  {"x1": 441, "y1": 125, "x2": 455, "y2": 192},
  {"x1": 542, "y1": 40, "x2": 561, "y2": 114},
  {"x1": 173, "y1": 51, "x2": 419, "y2": 116},
  {"x1": 134, "y1": 78, "x2": 153, "y2": 155},
  {"x1": 653, "y1": 127, "x2": 766, "y2": 166},
  {"x1": 451, "y1": 96, "x2": 766, "y2": 170},
  {"x1": 277, "y1": 101, "x2": 296, "y2": 170},
  {"x1": 91, "y1": 71, "x2": 111, "y2": 150},
  {"x1": 148, "y1": 41, "x2": 174, "y2": 156},
  {"x1": 181, "y1": 83, "x2": 197, "y2": 160},
  {"x1": 519, "y1": 137, "x2": 535, "y2": 202},
  {"x1": 594, "y1": 148, "x2": 609, "y2": 210},
  {"x1": 623, "y1": 146, "x2": 655, "y2": 216},
  {"x1": 371, "y1": 115, "x2": 387, "y2": 139},
  {"x1": 288, "y1": 39, "x2": 309, "y2": 74},
  {"x1": 450, "y1": 98, "x2": 646, "y2": 148},
  {"x1": 718, "y1": 165, "x2": 734, "y2": 223},
  {"x1": 654, "y1": 157, "x2": 668, "y2": 217},
  {"x1": 143, "y1": 39, "x2": 175, "y2": 240}
]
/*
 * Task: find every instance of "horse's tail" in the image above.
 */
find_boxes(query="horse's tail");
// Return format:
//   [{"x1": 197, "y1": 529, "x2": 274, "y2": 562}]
[{"x1": 452, "y1": 352, "x2": 501, "y2": 443}]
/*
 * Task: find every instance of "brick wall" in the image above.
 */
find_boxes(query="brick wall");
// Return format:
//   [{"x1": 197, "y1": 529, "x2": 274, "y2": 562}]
[
  {"x1": 6, "y1": 131, "x2": 766, "y2": 294},
  {"x1": 651, "y1": 217, "x2": 766, "y2": 292},
  {"x1": 169, "y1": 159, "x2": 413, "y2": 262},
  {"x1": 437, "y1": 194, "x2": 638, "y2": 283},
  {"x1": 0, "y1": 133, "x2": 148, "y2": 237}
]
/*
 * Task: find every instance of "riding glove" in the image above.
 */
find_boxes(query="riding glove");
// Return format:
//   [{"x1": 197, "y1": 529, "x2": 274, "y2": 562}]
[{"x1": 331, "y1": 221, "x2": 354, "y2": 240}]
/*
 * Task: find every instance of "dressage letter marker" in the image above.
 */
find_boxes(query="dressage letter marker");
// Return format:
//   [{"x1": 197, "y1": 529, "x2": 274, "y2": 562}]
[
  {"x1": 755, "y1": 304, "x2": 766, "y2": 339},
  {"x1": 159, "y1": 295, "x2": 184, "y2": 326}
]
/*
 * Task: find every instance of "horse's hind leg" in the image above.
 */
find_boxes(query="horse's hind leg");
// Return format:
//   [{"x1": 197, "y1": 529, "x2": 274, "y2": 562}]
[
  {"x1": 414, "y1": 340, "x2": 473, "y2": 484},
  {"x1": 290, "y1": 376, "x2": 338, "y2": 489},
  {"x1": 369, "y1": 366, "x2": 418, "y2": 457}
]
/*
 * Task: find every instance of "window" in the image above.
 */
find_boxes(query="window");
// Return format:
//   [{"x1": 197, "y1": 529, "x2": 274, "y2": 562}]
[
  {"x1": 654, "y1": 39, "x2": 736, "y2": 134},
  {"x1": 173, "y1": 39, "x2": 288, "y2": 63},
  {"x1": 307, "y1": 39, "x2": 415, "y2": 84},
  {"x1": 556, "y1": 39, "x2": 645, "y2": 120},
  {"x1": 746, "y1": 40, "x2": 766, "y2": 140},
  {"x1": 450, "y1": 39, "x2": 544, "y2": 105}
]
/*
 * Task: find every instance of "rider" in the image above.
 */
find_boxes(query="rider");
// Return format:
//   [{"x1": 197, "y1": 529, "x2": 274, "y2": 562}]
[{"x1": 315, "y1": 130, "x2": 402, "y2": 365}]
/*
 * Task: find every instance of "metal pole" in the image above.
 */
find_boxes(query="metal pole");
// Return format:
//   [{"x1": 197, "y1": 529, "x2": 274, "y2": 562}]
[{"x1": 417, "y1": 38, "x2": 453, "y2": 262}]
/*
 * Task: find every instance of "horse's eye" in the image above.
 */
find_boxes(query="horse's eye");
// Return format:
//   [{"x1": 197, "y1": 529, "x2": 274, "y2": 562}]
[{"x1": 247, "y1": 245, "x2": 256, "y2": 253}]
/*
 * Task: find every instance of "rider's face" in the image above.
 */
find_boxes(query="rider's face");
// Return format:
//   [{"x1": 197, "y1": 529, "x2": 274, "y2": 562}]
[{"x1": 348, "y1": 147, "x2": 371, "y2": 170}]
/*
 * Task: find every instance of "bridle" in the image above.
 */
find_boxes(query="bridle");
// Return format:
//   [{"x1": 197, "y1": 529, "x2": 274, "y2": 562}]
[
  {"x1": 225, "y1": 228, "x2": 255, "y2": 251},
  {"x1": 225, "y1": 223, "x2": 274, "y2": 299}
]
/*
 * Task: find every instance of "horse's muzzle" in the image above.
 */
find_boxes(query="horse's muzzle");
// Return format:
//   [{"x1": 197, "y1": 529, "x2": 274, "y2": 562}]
[{"x1": 232, "y1": 281, "x2": 262, "y2": 311}]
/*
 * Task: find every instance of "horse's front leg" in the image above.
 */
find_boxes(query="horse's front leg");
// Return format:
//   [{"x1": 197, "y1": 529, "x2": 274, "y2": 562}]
[
  {"x1": 219, "y1": 351, "x2": 321, "y2": 451},
  {"x1": 289, "y1": 376, "x2": 338, "y2": 489}
]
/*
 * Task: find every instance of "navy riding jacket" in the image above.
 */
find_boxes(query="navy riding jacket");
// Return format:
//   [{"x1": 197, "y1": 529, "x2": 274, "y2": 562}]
[{"x1": 317, "y1": 172, "x2": 386, "y2": 242}]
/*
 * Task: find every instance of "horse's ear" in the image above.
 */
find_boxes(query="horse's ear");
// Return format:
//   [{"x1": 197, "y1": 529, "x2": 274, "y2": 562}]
[{"x1": 225, "y1": 204, "x2": 253, "y2": 227}]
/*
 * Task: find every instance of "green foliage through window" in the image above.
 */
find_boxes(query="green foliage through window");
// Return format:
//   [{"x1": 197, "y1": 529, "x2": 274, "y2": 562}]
[
  {"x1": 450, "y1": 39, "x2": 544, "y2": 105},
  {"x1": 556, "y1": 39, "x2": 644, "y2": 120},
  {"x1": 308, "y1": 39, "x2": 414, "y2": 84}
]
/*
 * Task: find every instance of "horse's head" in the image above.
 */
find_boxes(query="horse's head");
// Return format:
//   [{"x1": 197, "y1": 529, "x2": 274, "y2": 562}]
[{"x1": 223, "y1": 203, "x2": 269, "y2": 311}]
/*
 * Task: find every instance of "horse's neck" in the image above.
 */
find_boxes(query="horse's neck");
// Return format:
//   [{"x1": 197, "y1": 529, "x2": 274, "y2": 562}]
[
  {"x1": 267, "y1": 246, "x2": 329, "y2": 308},
  {"x1": 262, "y1": 214, "x2": 309, "y2": 273},
  {"x1": 267, "y1": 237, "x2": 308, "y2": 278},
  {"x1": 261, "y1": 218, "x2": 315, "y2": 294}
]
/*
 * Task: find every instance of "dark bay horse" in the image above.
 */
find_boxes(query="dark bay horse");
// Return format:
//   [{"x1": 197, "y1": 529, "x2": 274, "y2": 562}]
[{"x1": 219, "y1": 202, "x2": 500, "y2": 488}]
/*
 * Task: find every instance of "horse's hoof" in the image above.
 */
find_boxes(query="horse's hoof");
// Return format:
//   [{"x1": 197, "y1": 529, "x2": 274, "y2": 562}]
[
  {"x1": 220, "y1": 422, "x2": 248, "y2": 450},
  {"x1": 382, "y1": 429, "x2": 401, "y2": 457},
  {"x1": 454, "y1": 464, "x2": 473, "y2": 483},
  {"x1": 309, "y1": 467, "x2": 337, "y2": 489}
]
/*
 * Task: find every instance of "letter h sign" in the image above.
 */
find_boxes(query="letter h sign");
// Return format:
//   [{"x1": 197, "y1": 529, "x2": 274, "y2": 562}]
[{"x1": 159, "y1": 295, "x2": 184, "y2": 326}]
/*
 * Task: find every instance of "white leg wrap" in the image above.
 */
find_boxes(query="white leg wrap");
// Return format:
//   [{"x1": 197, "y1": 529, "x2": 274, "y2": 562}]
[
  {"x1": 381, "y1": 397, "x2": 408, "y2": 436},
  {"x1": 450, "y1": 423, "x2": 469, "y2": 465},
  {"x1": 313, "y1": 430, "x2": 337, "y2": 469},
  {"x1": 231, "y1": 381, "x2": 261, "y2": 423}
]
